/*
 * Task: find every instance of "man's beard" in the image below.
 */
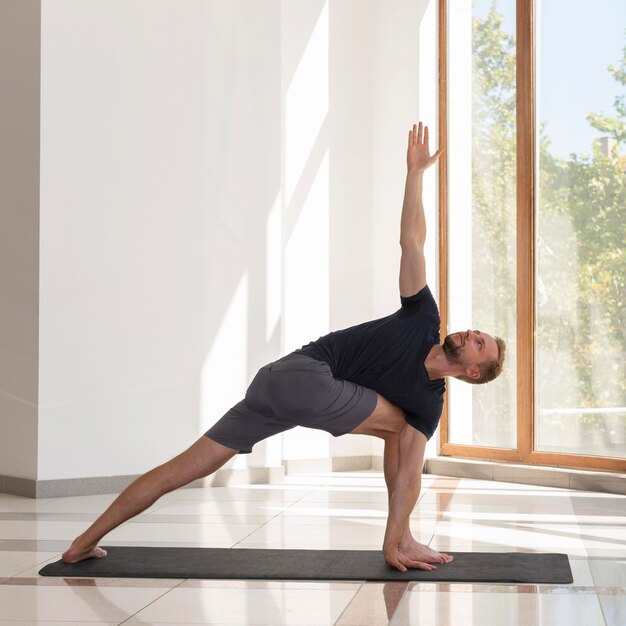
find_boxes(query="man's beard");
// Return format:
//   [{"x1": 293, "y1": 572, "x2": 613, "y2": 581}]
[{"x1": 442, "y1": 333, "x2": 464, "y2": 365}]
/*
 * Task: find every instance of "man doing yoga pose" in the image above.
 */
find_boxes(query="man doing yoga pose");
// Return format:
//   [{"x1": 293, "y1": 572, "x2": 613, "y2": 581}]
[{"x1": 62, "y1": 122, "x2": 506, "y2": 573}]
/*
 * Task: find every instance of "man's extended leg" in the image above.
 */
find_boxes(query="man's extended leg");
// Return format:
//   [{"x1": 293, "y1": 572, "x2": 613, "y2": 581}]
[{"x1": 62, "y1": 436, "x2": 238, "y2": 563}]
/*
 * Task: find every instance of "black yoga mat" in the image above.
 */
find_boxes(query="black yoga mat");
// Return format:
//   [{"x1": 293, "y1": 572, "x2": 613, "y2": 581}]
[{"x1": 39, "y1": 547, "x2": 573, "y2": 583}]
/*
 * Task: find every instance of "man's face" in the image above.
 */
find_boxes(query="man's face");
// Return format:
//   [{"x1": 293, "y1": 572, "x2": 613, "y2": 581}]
[{"x1": 443, "y1": 329, "x2": 499, "y2": 369}]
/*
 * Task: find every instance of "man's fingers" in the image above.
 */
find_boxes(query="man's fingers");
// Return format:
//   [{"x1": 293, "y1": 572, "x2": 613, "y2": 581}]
[
  {"x1": 400, "y1": 555, "x2": 437, "y2": 571},
  {"x1": 424, "y1": 125, "x2": 429, "y2": 147},
  {"x1": 387, "y1": 555, "x2": 407, "y2": 572},
  {"x1": 412, "y1": 560, "x2": 437, "y2": 571},
  {"x1": 417, "y1": 121, "x2": 423, "y2": 143},
  {"x1": 388, "y1": 555, "x2": 439, "y2": 572}
]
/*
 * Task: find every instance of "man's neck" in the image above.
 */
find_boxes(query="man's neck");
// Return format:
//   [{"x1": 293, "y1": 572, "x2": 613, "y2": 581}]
[{"x1": 424, "y1": 344, "x2": 450, "y2": 381}]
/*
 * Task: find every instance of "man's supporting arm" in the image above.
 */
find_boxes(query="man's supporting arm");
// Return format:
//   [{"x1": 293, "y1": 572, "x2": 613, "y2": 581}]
[
  {"x1": 382, "y1": 424, "x2": 429, "y2": 571},
  {"x1": 383, "y1": 433, "x2": 414, "y2": 545}
]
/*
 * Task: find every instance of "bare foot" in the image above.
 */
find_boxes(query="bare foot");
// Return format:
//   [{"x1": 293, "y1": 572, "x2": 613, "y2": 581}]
[
  {"x1": 62, "y1": 542, "x2": 108, "y2": 564},
  {"x1": 424, "y1": 544, "x2": 454, "y2": 564},
  {"x1": 399, "y1": 540, "x2": 454, "y2": 564}
]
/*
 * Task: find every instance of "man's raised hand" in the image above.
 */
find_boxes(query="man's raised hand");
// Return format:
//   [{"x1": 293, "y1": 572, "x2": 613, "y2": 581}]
[{"x1": 407, "y1": 122, "x2": 443, "y2": 173}]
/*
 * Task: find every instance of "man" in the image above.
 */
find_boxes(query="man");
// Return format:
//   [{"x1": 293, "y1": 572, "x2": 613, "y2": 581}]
[{"x1": 62, "y1": 122, "x2": 505, "y2": 573}]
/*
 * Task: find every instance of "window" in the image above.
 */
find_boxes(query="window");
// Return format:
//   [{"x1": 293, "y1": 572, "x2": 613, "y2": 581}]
[{"x1": 440, "y1": 0, "x2": 626, "y2": 470}]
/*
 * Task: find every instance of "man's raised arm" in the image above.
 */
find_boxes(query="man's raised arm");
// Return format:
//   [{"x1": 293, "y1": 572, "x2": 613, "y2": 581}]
[{"x1": 399, "y1": 122, "x2": 443, "y2": 297}]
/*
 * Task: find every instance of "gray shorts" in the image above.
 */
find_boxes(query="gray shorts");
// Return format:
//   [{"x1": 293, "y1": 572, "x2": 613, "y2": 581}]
[{"x1": 204, "y1": 352, "x2": 378, "y2": 454}]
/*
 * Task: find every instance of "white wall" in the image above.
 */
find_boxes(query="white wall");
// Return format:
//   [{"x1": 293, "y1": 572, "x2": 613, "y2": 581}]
[
  {"x1": 0, "y1": 0, "x2": 440, "y2": 482},
  {"x1": 0, "y1": 0, "x2": 41, "y2": 481},
  {"x1": 38, "y1": 0, "x2": 286, "y2": 479}
]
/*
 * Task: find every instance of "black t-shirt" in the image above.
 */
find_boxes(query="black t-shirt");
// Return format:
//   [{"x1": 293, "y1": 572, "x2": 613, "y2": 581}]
[{"x1": 294, "y1": 285, "x2": 445, "y2": 439}]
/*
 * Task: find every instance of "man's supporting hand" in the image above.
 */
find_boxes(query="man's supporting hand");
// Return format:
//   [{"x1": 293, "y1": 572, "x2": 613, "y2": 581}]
[{"x1": 384, "y1": 545, "x2": 439, "y2": 573}]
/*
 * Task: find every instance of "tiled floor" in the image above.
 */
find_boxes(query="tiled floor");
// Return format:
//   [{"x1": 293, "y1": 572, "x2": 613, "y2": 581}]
[{"x1": 0, "y1": 472, "x2": 624, "y2": 625}]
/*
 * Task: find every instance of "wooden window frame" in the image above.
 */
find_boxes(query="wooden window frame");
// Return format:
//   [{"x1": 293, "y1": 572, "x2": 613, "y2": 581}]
[{"x1": 437, "y1": 0, "x2": 626, "y2": 472}]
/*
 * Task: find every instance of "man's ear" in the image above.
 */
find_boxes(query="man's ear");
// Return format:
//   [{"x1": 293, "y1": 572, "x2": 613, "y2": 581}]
[{"x1": 465, "y1": 367, "x2": 481, "y2": 380}]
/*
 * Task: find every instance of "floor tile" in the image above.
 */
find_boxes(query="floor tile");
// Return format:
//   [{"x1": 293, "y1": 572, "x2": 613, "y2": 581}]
[
  {"x1": 296, "y1": 488, "x2": 389, "y2": 505},
  {"x1": 390, "y1": 590, "x2": 606, "y2": 625},
  {"x1": 565, "y1": 558, "x2": 596, "y2": 586},
  {"x1": 148, "y1": 499, "x2": 291, "y2": 516},
  {"x1": 0, "y1": 551, "x2": 60, "y2": 577},
  {"x1": 269, "y1": 500, "x2": 437, "y2": 522},
  {"x1": 30, "y1": 494, "x2": 119, "y2": 514},
  {"x1": 173, "y1": 485, "x2": 318, "y2": 500},
  {"x1": 2, "y1": 576, "x2": 184, "y2": 587},
  {"x1": 133, "y1": 512, "x2": 275, "y2": 524},
  {"x1": 269, "y1": 514, "x2": 389, "y2": 525},
  {"x1": 103, "y1": 539, "x2": 235, "y2": 549},
  {"x1": 588, "y1": 558, "x2": 626, "y2": 588},
  {"x1": 570, "y1": 495, "x2": 626, "y2": 518},
  {"x1": 579, "y1": 525, "x2": 626, "y2": 556},
  {"x1": 598, "y1": 593, "x2": 626, "y2": 626},
  {"x1": 242, "y1": 514, "x2": 437, "y2": 545},
  {"x1": 106, "y1": 521, "x2": 263, "y2": 544},
  {"x1": 233, "y1": 522, "x2": 387, "y2": 550},
  {"x1": 335, "y1": 582, "x2": 408, "y2": 625},
  {"x1": 0, "y1": 585, "x2": 174, "y2": 622},
  {"x1": 432, "y1": 492, "x2": 576, "y2": 512},
  {"x1": 0, "y1": 622, "x2": 119, "y2": 625},
  {"x1": 127, "y1": 586, "x2": 358, "y2": 624},
  {"x1": 14, "y1": 552, "x2": 82, "y2": 578},
  {"x1": 280, "y1": 501, "x2": 391, "y2": 518},
  {"x1": 0, "y1": 512, "x2": 103, "y2": 522},
  {"x1": 427, "y1": 540, "x2": 564, "y2": 554},
  {"x1": 430, "y1": 520, "x2": 586, "y2": 552},
  {"x1": 0, "y1": 520, "x2": 97, "y2": 541},
  {"x1": 0, "y1": 539, "x2": 71, "y2": 552}
]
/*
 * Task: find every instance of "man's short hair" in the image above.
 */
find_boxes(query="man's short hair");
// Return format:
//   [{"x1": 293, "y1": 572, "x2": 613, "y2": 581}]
[{"x1": 457, "y1": 336, "x2": 506, "y2": 385}]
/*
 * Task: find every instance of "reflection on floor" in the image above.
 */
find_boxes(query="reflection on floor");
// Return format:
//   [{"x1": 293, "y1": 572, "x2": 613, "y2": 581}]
[{"x1": 0, "y1": 471, "x2": 623, "y2": 625}]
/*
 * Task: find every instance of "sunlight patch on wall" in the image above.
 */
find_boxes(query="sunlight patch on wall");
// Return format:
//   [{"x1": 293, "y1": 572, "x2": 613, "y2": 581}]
[
  {"x1": 266, "y1": 193, "x2": 282, "y2": 343},
  {"x1": 200, "y1": 272, "x2": 248, "y2": 433},
  {"x1": 284, "y1": 150, "x2": 329, "y2": 354},
  {"x1": 285, "y1": 0, "x2": 328, "y2": 204}
]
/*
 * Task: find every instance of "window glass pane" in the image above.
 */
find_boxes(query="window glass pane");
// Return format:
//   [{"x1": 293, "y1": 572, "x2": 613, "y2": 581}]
[
  {"x1": 447, "y1": 0, "x2": 517, "y2": 447},
  {"x1": 535, "y1": 0, "x2": 626, "y2": 456}
]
